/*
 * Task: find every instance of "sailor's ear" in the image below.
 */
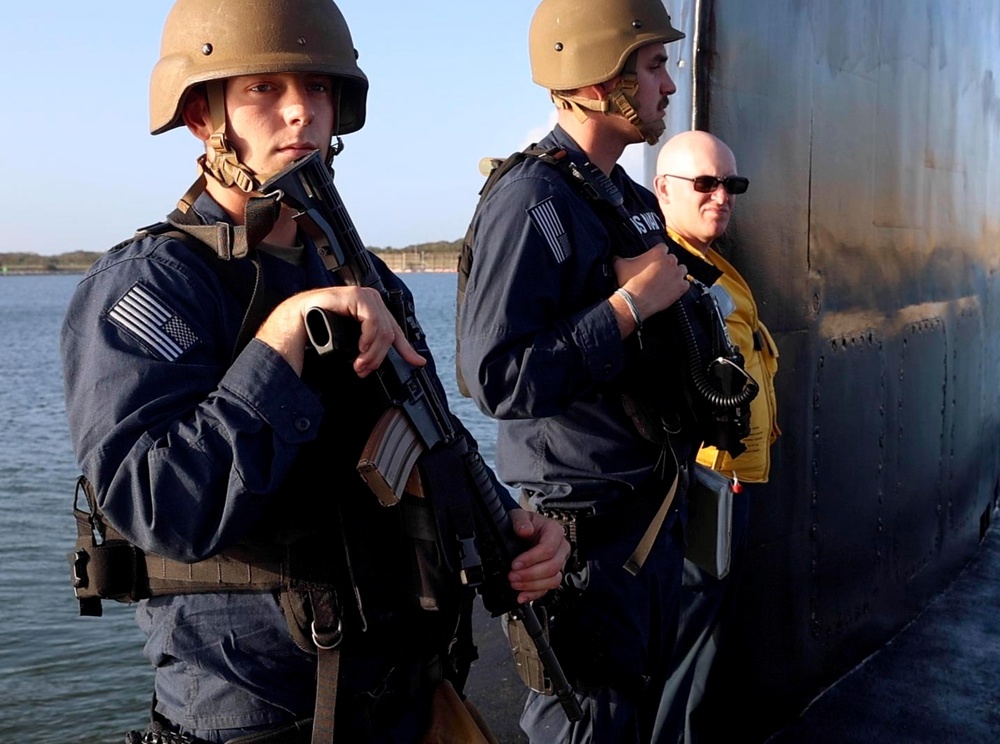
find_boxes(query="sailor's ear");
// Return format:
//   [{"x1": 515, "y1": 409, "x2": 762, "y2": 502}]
[{"x1": 181, "y1": 87, "x2": 212, "y2": 143}]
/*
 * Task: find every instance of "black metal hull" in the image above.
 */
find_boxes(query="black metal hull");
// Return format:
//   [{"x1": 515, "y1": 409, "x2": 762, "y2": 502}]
[{"x1": 650, "y1": 0, "x2": 1000, "y2": 739}]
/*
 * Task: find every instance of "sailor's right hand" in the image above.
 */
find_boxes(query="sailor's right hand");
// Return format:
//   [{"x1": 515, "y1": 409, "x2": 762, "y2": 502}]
[
  {"x1": 613, "y1": 243, "x2": 689, "y2": 321},
  {"x1": 256, "y1": 286, "x2": 426, "y2": 377}
]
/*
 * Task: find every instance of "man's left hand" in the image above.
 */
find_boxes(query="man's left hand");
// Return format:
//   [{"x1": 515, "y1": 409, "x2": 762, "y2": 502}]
[{"x1": 506, "y1": 509, "x2": 571, "y2": 604}]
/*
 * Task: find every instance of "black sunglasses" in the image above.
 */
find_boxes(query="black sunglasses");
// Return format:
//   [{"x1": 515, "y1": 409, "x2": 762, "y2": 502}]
[{"x1": 662, "y1": 174, "x2": 750, "y2": 195}]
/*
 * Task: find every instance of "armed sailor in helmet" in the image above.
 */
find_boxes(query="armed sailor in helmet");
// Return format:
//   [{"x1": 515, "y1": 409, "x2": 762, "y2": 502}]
[
  {"x1": 61, "y1": 1, "x2": 568, "y2": 741},
  {"x1": 457, "y1": 1, "x2": 757, "y2": 741}
]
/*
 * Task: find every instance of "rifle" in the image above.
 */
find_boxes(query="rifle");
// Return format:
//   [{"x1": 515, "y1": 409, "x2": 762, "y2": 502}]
[{"x1": 260, "y1": 150, "x2": 583, "y2": 722}]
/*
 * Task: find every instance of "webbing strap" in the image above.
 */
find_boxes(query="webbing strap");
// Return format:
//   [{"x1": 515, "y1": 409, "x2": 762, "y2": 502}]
[
  {"x1": 312, "y1": 648, "x2": 340, "y2": 744},
  {"x1": 308, "y1": 588, "x2": 343, "y2": 744},
  {"x1": 623, "y1": 473, "x2": 678, "y2": 576},
  {"x1": 165, "y1": 193, "x2": 281, "y2": 261},
  {"x1": 144, "y1": 547, "x2": 288, "y2": 596},
  {"x1": 70, "y1": 475, "x2": 290, "y2": 612},
  {"x1": 141, "y1": 212, "x2": 280, "y2": 362},
  {"x1": 70, "y1": 505, "x2": 289, "y2": 603},
  {"x1": 624, "y1": 442, "x2": 681, "y2": 576}
]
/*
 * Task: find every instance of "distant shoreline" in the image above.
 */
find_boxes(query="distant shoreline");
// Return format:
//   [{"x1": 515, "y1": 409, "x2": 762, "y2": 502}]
[
  {"x1": 1, "y1": 268, "x2": 90, "y2": 276},
  {"x1": 0, "y1": 248, "x2": 460, "y2": 276},
  {"x1": 1, "y1": 267, "x2": 458, "y2": 276}
]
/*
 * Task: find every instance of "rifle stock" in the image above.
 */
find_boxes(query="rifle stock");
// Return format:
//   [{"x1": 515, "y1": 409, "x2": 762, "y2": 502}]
[{"x1": 262, "y1": 151, "x2": 582, "y2": 722}]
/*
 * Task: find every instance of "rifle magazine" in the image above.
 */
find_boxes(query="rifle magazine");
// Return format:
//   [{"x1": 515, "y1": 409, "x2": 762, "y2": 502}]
[{"x1": 358, "y1": 407, "x2": 424, "y2": 507}]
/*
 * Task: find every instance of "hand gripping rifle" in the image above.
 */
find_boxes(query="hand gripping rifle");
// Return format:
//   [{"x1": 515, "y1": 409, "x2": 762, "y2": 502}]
[{"x1": 259, "y1": 150, "x2": 582, "y2": 722}]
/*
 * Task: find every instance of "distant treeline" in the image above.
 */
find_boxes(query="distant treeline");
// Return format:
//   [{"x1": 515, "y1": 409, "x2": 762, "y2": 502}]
[
  {"x1": 0, "y1": 251, "x2": 103, "y2": 273},
  {"x1": 0, "y1": 240, "x2": 462, "y2": 275}
]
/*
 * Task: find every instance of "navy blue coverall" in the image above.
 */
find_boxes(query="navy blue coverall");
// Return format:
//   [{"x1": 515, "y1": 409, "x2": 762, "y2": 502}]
[
  {"x1": 458, "y1": 126, "x2": 709, "y2": 743},
  {"x1": 61, "y1": 193, "x2": 493, "y2": 742}
]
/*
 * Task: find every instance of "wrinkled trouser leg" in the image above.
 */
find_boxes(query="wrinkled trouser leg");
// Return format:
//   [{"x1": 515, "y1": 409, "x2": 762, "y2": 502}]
[
  {"x1": 521, "y1": 686, "x2": 637, "y2": 744},
  {"x1": 520, "y1": 509, "x2": 685, "y2": 744},
  {"x1": 652, "y1": 489, "x2": 752, "y2": 744}
]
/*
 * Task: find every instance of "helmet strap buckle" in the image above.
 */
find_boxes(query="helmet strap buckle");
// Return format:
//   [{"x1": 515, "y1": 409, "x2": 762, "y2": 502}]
[{"x1": 608, "y1": 74, "x2": 664, "y2": 146}]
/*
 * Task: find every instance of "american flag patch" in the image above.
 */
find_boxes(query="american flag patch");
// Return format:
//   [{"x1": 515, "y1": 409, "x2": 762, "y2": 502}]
[
  {"x1": 527, "y1": 197, "x2": 570, "y2": 264},
  {"x1": 108, "y1": 283, "x2": 199, "y2": 362}
]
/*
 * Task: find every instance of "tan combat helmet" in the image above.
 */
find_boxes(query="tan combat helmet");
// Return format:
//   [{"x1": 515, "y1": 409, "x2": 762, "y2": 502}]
[
  {"x1": 529, "y1": 0, "x2": 684, "y2": 145},
  {"x1": 150, "y1": 0, "x2": 368, "y2": 194}
]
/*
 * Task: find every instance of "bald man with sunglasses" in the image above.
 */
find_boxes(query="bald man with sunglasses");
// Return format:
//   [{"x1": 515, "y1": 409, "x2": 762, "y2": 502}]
[{"x1": 651, "y1": 130, "x2": 780, "y2": 744}]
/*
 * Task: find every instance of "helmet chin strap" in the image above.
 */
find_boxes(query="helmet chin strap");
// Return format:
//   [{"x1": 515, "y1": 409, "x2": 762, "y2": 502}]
[
  {"x1": 550, "y1": 54, "x2": 665, "y2": 147},
  {"x1": 176, "y1": 80, "x2": 257, "y2": 214},
  {"x1": 203, "y1": 81, "x2": 259, "y2": 193},
  {"x1": 608, "y1": 84, "x2": 666, "y2": 146}
]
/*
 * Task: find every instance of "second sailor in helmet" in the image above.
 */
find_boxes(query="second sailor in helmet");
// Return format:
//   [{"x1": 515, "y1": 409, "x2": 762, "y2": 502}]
[{"x1": 457, "y1": 0, "x2": 716, "y2": 741}]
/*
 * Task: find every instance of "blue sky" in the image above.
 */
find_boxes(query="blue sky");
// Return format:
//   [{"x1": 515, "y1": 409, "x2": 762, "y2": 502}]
[{"x1": 3, "y1": 1, "x2": 648, "y2": 255}]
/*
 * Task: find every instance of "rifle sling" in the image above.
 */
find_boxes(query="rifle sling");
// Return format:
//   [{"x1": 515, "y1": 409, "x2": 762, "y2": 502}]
[{"x1": 416, "y1": 436, "x2": 482, "y2": 584}]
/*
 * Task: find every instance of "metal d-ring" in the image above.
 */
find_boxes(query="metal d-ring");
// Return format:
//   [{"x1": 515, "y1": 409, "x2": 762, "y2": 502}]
[{"x1": 311, "y1": 617, "x2": 343, "y2": 650}]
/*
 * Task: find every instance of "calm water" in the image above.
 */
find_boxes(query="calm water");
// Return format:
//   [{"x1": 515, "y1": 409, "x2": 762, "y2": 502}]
[{"x1": 0, "y1": 272, "x2": 498, "y2": 743}]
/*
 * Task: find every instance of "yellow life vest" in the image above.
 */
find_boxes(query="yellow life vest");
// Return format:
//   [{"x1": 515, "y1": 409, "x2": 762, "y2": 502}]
[{"x1": 667, "y1": 229, "x2": 780, "y2": 483}]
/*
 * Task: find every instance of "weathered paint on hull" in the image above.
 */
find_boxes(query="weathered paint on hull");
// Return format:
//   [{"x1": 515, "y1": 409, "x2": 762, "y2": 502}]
[{"x1": 651, "y1": 0, "x2": 1000, "y2": 739}]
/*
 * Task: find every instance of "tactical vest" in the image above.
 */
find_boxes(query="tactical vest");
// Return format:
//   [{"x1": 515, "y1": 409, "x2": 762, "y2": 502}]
[{"x1": 68, "y1": 217, "x2": 479, "y2": 735}]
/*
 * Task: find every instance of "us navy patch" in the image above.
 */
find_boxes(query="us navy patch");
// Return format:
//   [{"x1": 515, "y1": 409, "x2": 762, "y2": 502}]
[
  {"x1": 527, "y1": 197, "x2": 570, "y2": 264},
  {"x1": 108, "y1": 283, "x2": 198, "y2": 362}
]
